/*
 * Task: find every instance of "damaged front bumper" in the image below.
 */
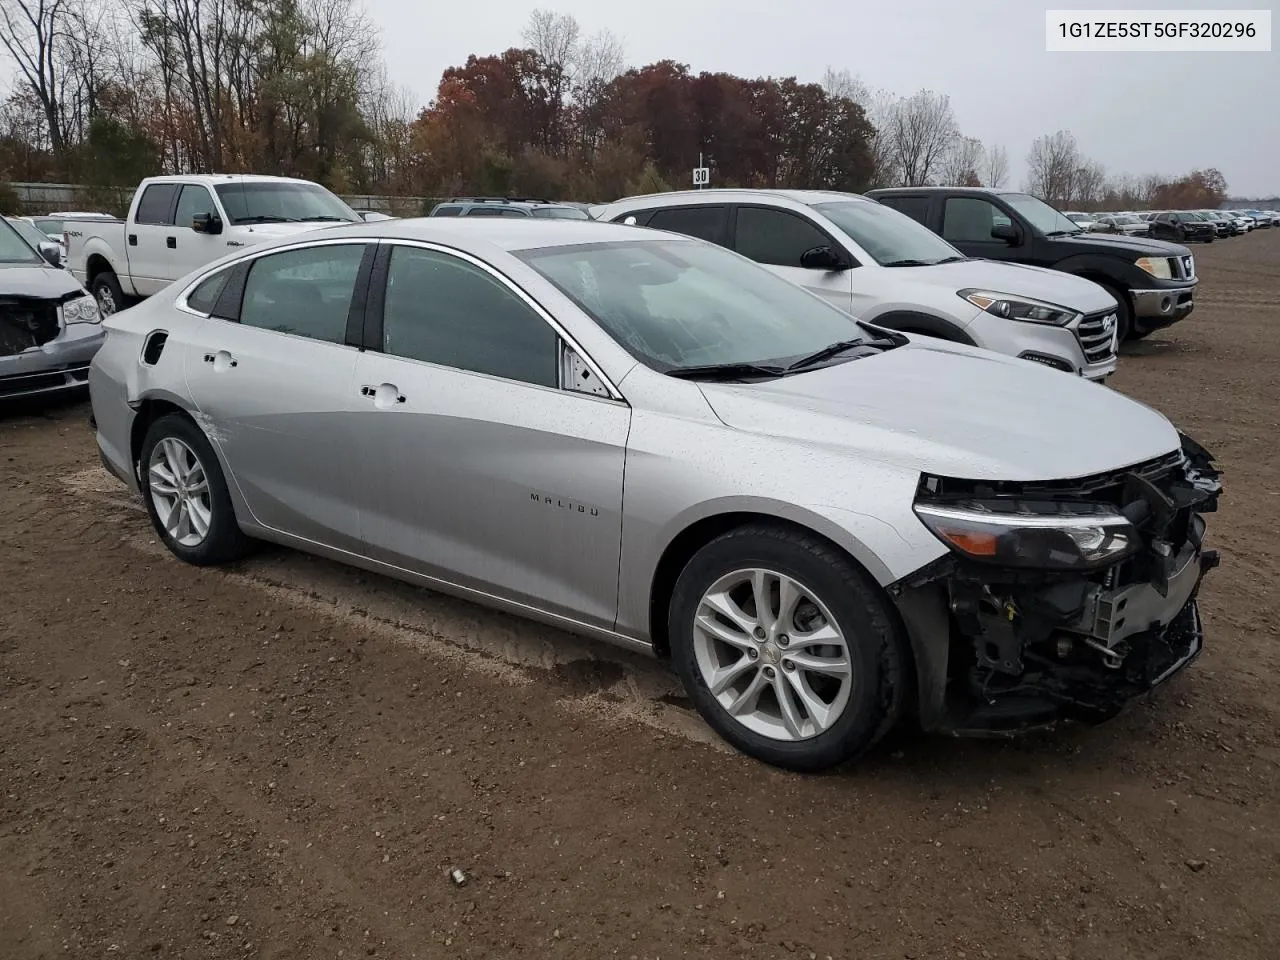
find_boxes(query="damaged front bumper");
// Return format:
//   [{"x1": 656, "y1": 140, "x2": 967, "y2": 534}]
[{"x1": 890, "y1": 435, "x2": 1223, "y2": 737}]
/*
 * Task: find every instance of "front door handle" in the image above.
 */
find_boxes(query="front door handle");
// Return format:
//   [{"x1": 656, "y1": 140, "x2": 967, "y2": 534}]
[
  {"x1": 360, "y1": 383, "x2": 406, "y2": 407},
  {"x1": 128, "y1": 234, "x2": 137, "y2": 246},
  {"x1": 203, "y1": 350, "x2": 237, "y2": 370},
  {"x1": 166, "y1": 236, "x2": 177, "y2": 249}
]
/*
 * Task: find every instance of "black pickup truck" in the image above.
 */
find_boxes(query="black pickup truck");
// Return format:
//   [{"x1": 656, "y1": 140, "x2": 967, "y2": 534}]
[{"x1": 866, "y1": 187, "x2": 1197, "y2": 342}]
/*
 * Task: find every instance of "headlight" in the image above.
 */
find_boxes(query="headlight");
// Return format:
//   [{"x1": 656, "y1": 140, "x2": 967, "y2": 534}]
[
  {"x1": 62, "y1": 293, "x2": 100, "y2": 324},
  {"x1": 958, "y1": 289, "x2": 1078, "y2": 326},
  {"x1": 1135, "y1": 256, "x2": 1173, "y2": 280},
  {"x1": 914, "y1": 500, "x2": 1137, "y2": 571}
]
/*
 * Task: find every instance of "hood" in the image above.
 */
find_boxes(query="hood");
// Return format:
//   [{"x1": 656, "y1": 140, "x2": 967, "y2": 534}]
[
  {"x1": 698, "y1": 340, "x2": 1179, "y2": 482},
  {"x1": 0, "y1": 262, "x2": 85, "y2": 298},
  {"x1": 1047, "y1": 231, "x2": 1191, "y2": 258},
  {"x1": 235, "y1": 221, "x2": 357, "y2": 240},
  {"x1": 891, "y1": 259, "x2": 1117, "y2": 314}
]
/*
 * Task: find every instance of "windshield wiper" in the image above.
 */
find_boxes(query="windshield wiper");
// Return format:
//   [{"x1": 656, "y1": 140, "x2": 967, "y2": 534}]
[
  {"x1": 666, "y1": 362, "x2": 788, "y2": 381},
  {"x1": 297, "y1": 215, "x2": 352, "y2": 222},
  {"x1": 931, "y1": 255, "x2": 969, "y2": 264},
  {"x1": 786, "y1": 339, "x2": 869, "y2": 371},
  {"x1": 1045, "y1": 229, "x2": 1083, "y2": 237},
  {"x1": 880, "y1": 258, "x2": 934, "y2": 267},
  {"x1": 235, "y1": 215, "x2": 301, "y2": 223}
]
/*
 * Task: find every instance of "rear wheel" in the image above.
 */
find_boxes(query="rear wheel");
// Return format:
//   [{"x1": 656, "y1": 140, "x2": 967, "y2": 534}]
[
  {"x1": 139, "y1": 413, "x2": 252, "y2": 566},
  {"x1": 667, "y1": 523, "x2": 907, "y2": 771},
  {"x1": 91, "y1": 271, "x2": 127, "y2": 317}
]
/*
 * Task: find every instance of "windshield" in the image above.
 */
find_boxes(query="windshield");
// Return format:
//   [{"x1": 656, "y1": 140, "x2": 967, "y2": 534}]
[
  {"x1": 0, "y1": 218, "x2": 44, "y2": 263},
  {"x1": 532, "y1": 207, "x2": 590, "y2": 220},
  {"x1": 8, "y1": 218, "x2": 50, "y2": 250},
  {"x1": 214, "y1": 181, "x2": 359, "y2": 224},
  {"x1": 813, "y1": 200, "x2": 962, "y2": 266},
  {"x1": 1001, "y1": 193, "x2": 1082, "y2": 235},
  {"x1": 518, "y1": 239, "x2": 866, "y2": 372}
]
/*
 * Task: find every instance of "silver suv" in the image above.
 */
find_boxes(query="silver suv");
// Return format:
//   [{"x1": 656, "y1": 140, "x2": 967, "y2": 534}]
[{"x1": 595, "y1": 190, "x2": 1119, "y2": 381}]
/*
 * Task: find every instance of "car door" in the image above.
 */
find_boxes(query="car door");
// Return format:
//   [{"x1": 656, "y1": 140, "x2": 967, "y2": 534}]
[
  {"x1": 129, "y1": 183, "x2": 182, "y2": 296},
  {"x1": 352, "y1": 241, "x2": 630, "y2": 629},
  {"x1": 181, "y1": 240, "x2": 372, "y2": 554},
  {"x1": 170, "y1": 184, "x2": 226, "y2": 279},
  {"x1": 730, "y1": 205, "x2": 855, "y2": 311}
]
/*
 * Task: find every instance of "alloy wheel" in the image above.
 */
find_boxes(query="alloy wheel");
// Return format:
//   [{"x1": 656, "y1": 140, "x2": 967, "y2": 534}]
[
  {"x1": 147, "y1": 436, "x2": 212, "y2": 547},
  {"x1": 692, "y1": 568, "x2": 853, "y2": 741},
  {"x1": 95, "y1": 284, "x2": 117, "y2": 316}
]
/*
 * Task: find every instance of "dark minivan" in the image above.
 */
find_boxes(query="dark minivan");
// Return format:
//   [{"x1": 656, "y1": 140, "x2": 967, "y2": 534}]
[{"x1": 867, "y1": 187, "x2": 1197, "y2": 342}]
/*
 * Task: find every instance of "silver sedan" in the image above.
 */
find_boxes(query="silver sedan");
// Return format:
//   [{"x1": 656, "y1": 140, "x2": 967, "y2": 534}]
[{"x1": 88, "y1": 219, "x2": 1221, "y2": 769}]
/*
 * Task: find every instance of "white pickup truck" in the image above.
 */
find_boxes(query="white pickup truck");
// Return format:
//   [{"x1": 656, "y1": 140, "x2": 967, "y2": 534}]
[{"x1": 64, "y1": 174, "x2": 365, "y2": 315}]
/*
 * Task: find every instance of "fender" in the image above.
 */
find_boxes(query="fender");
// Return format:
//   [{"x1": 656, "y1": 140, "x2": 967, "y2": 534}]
[{"x1": 867, "y1": 309, "x2": 976, "y2": 345}]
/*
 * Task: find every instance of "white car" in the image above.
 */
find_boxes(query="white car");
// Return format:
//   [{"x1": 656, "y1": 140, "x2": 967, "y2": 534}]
[
  {"x1": 595, "y1": 190, "x2": 1119, "y2": 381},
  {"x1": 1062, "y1": 211, "x2": 1101, "y2": 232}
]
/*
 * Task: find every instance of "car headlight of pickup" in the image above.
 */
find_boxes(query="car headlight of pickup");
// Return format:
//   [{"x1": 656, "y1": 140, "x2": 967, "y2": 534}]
[
  {"x1": 1135, "y1": 256, "x2": 1173, "y2": 280},
  {"x1": 913, "y1": 500, "x2": 1138, "y2": 571},
  {"x1": 62, "y1": 293, "x2": 101, "y2": 324},
  {"x1": 958, "y1": 289, "x2": 1078, "y2": 326}
]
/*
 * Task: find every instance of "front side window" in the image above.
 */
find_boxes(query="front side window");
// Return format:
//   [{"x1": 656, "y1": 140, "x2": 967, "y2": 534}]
[
  {"x1": 734, "y1": 207, "x2": 832, "y2": 267},
  {"x1": 941, "y1": 197, "x2": 1009, "y2": 244},
  {"x1": 0, "y1": 218, "x2": 43, "y2": 263},
  {"x1": 7, "y1": 218, "x2": 50, "y2": 252},
  {"x1": 174, "y1": 185, "x2": 216, "y2": 229},
  {"x1": 239, "y1": 244, "x2": 365, "y2": 343},
  {"x1": 214, "y1": 181, "x2": 359, "y2": 225},
  {"x1": 519, "y1": 238, "x2": 864, "y2": 373},
  {"x1": 381, "y1": 245, "x2": 558, "y2": 387}
]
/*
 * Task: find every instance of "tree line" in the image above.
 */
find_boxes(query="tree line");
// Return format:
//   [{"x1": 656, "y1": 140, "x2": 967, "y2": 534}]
[{"x1": 0, "y1": 2, "x2": 1231, "y2": 209}]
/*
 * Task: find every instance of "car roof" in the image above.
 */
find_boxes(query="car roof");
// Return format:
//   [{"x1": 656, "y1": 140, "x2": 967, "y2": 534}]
[
  {"x1": 600, "y1": 188, "x2": 872, "y2": 211},
  {"x1": 270, "y1": 216, "x2": 668, "y2": 255}
]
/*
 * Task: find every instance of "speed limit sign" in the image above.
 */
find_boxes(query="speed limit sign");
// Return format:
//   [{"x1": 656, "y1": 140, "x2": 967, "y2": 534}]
[{"x1": 692, "y1": 166, "x2": 710, "y2": 186}]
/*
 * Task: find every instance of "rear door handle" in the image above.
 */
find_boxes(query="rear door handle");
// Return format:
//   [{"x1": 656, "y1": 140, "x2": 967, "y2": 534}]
[
  {"x1": 166, "y1": 236, "x2": 177, "y2": 249},
  {"x1": 128, "y1": 234, "x2": 137, "y2": 246}
]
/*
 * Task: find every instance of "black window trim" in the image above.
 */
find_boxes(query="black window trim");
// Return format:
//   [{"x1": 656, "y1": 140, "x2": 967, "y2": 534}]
[
  {"x1": 362, "y1": 237, "x2": 624, "y2": 402},
  {"x1": 135, "y1": 182, "x2": 182, "y2": 226},
  {"x1": 619, "y1": 203, "x2": 732, "y2": 247},
  {"x1": 728, "y1": 203, "x2": 858, "y2": 269}
]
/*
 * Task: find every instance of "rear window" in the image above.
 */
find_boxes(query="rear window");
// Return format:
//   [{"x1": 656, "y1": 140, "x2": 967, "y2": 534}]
[
  {"x1": 874, "y1": 195, "x2": 931, "y2": 225},
  {"x1": 135, "y1": 184, "x2": 179, "y2": 225}
]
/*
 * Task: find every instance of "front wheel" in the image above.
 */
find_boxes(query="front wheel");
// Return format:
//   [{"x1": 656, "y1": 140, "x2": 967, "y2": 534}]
[
  {"x1": 667, "y1": 524, "x2": 908, "y2": 771},
  {"x1": 1100, "y1": 283, "x2": 1133, "y2": 343},
  {"x1": 139, "y1": 413, "x2": 253, "y2": 566}
]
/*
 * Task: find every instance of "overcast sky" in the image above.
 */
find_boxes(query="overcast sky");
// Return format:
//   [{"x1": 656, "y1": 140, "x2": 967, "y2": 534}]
[{"x1": 368, "y1": 0, "x2": 1278, "y2": 197}]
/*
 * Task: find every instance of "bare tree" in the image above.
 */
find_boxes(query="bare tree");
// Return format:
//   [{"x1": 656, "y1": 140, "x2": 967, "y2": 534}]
[
  {"x1": 1025, "y1": 129, "x2": 1080, "y2": 207},
  {"x1": 886, "y1": 89, "x2": 956, "y2": 186},
  {"x1": 821, "y1": 67, "x2": 898, "y2": 187},
  {"x1": 940, "y1": 135, "x2": 984, "y2": 186},
  {"x1": 522, "y1": 8, "x2": 580, "y2": 70},
  {"x1": 983, "y1": 143, "x2": 1009, "y2": 188},
  {"x1": 1072, "y1": 159, "x2": 1106, "y2": 209},
  {"x1": 0, "y1": 0, "x2": 73, "y2": 163},
  {"x1": 575, "y1": 28, "x2": 624, "y2": 88}
]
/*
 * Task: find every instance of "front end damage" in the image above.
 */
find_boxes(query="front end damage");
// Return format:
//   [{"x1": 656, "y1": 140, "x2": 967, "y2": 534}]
[{"x1": 890, "y1": 435, "x2": 1223, "y2": 736}]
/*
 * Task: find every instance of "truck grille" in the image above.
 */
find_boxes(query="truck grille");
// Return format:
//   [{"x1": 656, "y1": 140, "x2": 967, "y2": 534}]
[
  {"x1": 0, "y1": 297, "x2": 60, "y2": 357},
  {"x1": 1076, "y1": 311, "x2": 1118, "y2": 364}
]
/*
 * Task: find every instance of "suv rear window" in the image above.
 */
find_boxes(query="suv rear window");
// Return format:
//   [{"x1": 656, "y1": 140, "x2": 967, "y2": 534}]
[
  {"x1": 875, "y1": 195, "x2": 930, "y2": 226},
  {"x1": 643, "y1": 206, "x2": 729, "y2": 246}
]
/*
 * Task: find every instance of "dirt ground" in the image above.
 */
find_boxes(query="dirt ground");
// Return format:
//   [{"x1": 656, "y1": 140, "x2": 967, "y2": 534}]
[{"x1": 3, "y1": 231, "x2": 1278, "y2": 960}]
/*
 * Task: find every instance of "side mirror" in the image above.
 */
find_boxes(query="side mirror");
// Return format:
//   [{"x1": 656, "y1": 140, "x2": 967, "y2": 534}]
[
  {"x1": 37, "y1": 241, "x2": 62, "y2": 267},
  {"x1": 192, "y1": 212, "x2": 222, "y2": 235},
  {"x1": 990, "y1": 223, "x2": 1020, "y2": 244},
  {"x1": 800, "y1": 245, "x2": 849, "y2": 271}
]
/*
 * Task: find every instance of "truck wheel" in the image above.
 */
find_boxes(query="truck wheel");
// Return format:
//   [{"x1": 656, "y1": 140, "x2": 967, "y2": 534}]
[
  {"x1": 91, "y1": 271, "x2": 127, "y2": 317},
  {"x1": 1100, "y1": 284, "x2": 1133, "y2": 343}
]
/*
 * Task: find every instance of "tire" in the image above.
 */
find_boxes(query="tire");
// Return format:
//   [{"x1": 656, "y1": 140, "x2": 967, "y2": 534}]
[
  {"x1": 139, "y1": 412, "x2": 252, "y2": 566},
  {"x1": 1100, "y1": 283, "x2": 1133, "y2": 343},
  {"x1": 667, "y1": 523, "x2": 908, "y2": 771},
  {"x1": 91, "y1": 270, "x2": 128, "y2": 317}
]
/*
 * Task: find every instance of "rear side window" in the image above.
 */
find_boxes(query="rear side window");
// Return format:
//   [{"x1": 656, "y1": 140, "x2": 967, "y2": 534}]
[
  {"x1": 644, "y1": 206, "x2": 729, "y2": 246},
  {"x1": 135, "y1": 184, "x2": 179, "y2": 225},
  {"x1": 734, "y1": 207, "x2": 831, "y2": 267},
  {"x1": 876, "y1": 195, "x2": 930, "y2": 225},
  {"x1": 239, "y1": 244, "x2": 366, "y2": 344},
  {"x1": 186, "y1": 269, "x2": 231, "y2": 314},
  {"x1": 432, "y1": 206, "x2": 462, "y2": 217},
  {"x1": 465, "y1": 206, "x2": 527, "y2": 217}
]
